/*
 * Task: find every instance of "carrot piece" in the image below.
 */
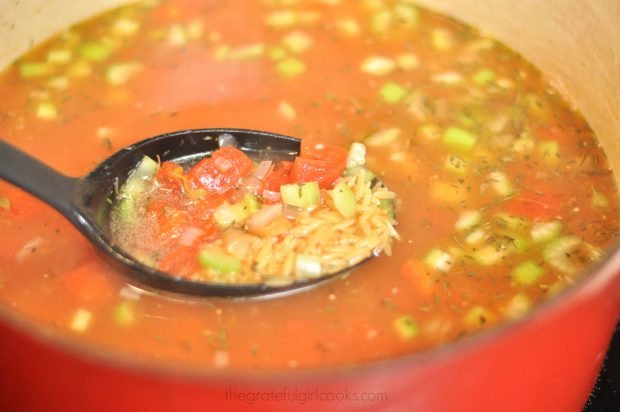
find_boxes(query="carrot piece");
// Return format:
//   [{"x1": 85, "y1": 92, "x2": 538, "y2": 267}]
[{"x1": 402, "y1": 259, "x2": 435, "y2": 295}]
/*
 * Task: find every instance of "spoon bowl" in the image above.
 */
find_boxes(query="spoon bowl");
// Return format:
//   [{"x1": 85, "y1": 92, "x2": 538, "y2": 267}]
[{"x1": 0, "y1": 128, "x2": 373, "y2": 298}]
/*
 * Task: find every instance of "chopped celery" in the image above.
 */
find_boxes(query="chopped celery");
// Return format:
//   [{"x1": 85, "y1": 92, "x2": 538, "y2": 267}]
[
  {"x1": 70, "y1": 309, "x2": 93, "y2": 333},
  {"x1": 132, "y1": 155, "x2": 159, "y2": 181},
  {"x1": 116, "y1": 196, "x2": 137, "y2": 222},
  {"x1": 444, "y1": 154, "x2": 468, "y2": 175},
  {"x1": 473, "y1": 245, "x2": 508, "y2": 266},
  {"x1": 472, "y1": 68, "x2": 496, "y2": 85},
  {"x1": 335, "y1": 19, "x2": 360, "y2": 36},
  {"x1": 442, "y1": 127, "x2": 477, "y2": 152},
  {"x1": 379, "y1": 198, "x2": 396, "y2": 219},
  {"x1": 365, "y1": 128, "x2": 401, "y2": 147},
  {"x1": 300, "y1": 182, "x2": 320, "y2": 208},
  {"x1": 396, "y1": 53, "x2": 419, "y2": 70},
  {"x1": 0, "y1": 196, "x2": 10, "y2": 211},
  {"x1": 266, "y1": 9, "x2": 298, "y2": 28},
  {"x1": 379, "y1": 82, "x2": 407, "y2": 103},
  {"x1": 214, "y1": 203, "x2": 238, "y2": 228},
  {"x1": 278, "y1": 100, "x2": 297, "y2": 119},
  {"x1": 464, "y1": 305, "x2": 491, "y2": 329},
  {"x1": 346, "y1": 142, "x2": 367, "y2": 168},
  {"x1": 455, "y1": 210, "x2": 481, "y2": 232},
  {"x1": 543, "y1": 236, "x2": 581, "y2": 274},
  {"x1": 20, "y1": 62, "x2": 49, "y2": 78},
  {"x1": 512, "y1": 260, "x2": 544, "y2": 286},
  {"x1": 344, "y1": 166, "x2": 375, "y2": 182},
  {"x1": 282, "y1": 31, "x2": 313, "y2": 53},
  {"x1": 242, "y1": 193, "x2": 259, "y2": 215},
  {"x1": 276, "y1": 57, "x2": 306, "y2": 78},
  {"x1": 80, "y1": 42, "x2": 113, "y2": 61},
  {"x1": 113, "y1": 301, "x2": 135, "y2": 327},
  {"x1": 106, "y1": 62, "x2": 142, "y2": 85},
  {"x1": 531, "y1": 221, "x2": 563, "y2": 244},
  {"x1": 112, "y1": 18, "x2": 140, "y2": 37},
  {"x1": 36, "y1": 102, "x2": 58, "y2": 120},
  {"x1": 281, "y1": 182, "x2": 320, "y2": 209},
  {"x1": 295, "y1": 254, "x2": 322, "y2": 277},
  {"x1": 331, "y1": 182, "x2": 356, "y2": 218},
  {"x1": 487, "y1": 171, "x2": 515, "y2": 197},
  {"x1": 199, "y1": 249, "x2": 241, "y2": 274},
  {"x1": 432, "y1": 71, "x2": 463, "y2": 85},
  {"x1": 465, "y1": 228, "x2": 486, "y2": 245},
  {"x1": 431, "y1": 28, "x2": 453, "y2": 50},
  {"x1": 592, "y1": 187, "x2": 610, "y2": 208},
  {"x1": 268, "y1": 46, "x2": 288, "y2": 61},
  {"x1": 228, "y1": 43, "x2": 266, "y2": 60},
  {"x1": 393, "y1": 3, "x2": 419, "y2": 28},
  {"x1": 505, "y1": 293, "x2": 532, "y2": 319},
  {"x1": 537, "y1": 141, "x2": 559, "y2": 164},
  {"x1": 501, "y1": 232, "x2": 531, "y2": 253},
  {"x1": 47, "y1": 49, "x2": 72, "y2": 64},
  {"x1": 394, "y1": 315, "x2": 419, "y2": 339},
  {"x1": 360, "y1": 56, "x2": 396, "y2": 76},
  {"x1": 423, "y1": 248, "x2": 453, "y2": 273},
  {"x1": 167, "y1": 24, "x2": 188, "y2": 46},
  {"x1": 371, "y1": 9, "x2": 393, "y2": 33},
  {"x1": 494, "y1": 213, "x2": 530, "y2": 231}
]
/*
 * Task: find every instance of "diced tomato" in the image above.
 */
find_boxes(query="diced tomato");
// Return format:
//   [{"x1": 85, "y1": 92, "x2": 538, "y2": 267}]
[
  {"x1": 290, "y1": 157, "x2": 344, "y2": 189},
  {"x1": 503, "y1": 188, "x2": 561, "y2": 220},
  {"x1": 155, "y1": 161, "x2": 186, "y2": 193},
  {"x1": 63, "y1": 261, "x2": 115, "y2": 302},
  {"x1": 158, "y1": 245, "x2": 201, "y2": 277},
  {"x1": 300, "y1": 142, "x2": 348, "y2": 166},
  {"x1": 187, "y1": 146, "x2": 253, "y2": 194},
  {"x1": 262, "y1": 160, "x2": 293, "y2": 193},
  {"x1": 147, "y1": 200, "x2": 191, "y2": 242}
]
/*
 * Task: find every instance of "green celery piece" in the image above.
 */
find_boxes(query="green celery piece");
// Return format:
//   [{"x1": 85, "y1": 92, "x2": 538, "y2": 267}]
[
  {"x1": 472, "y1": 68, "x2": 496, "y2": 85},
  {"x1": 379, "y1": 198, "x2": 396, "y2": 219},
  {"x1": 80, "y1": 42, "x2": 113, "y2": 61},
  {"x1": 331, "y1": 182, "x2": 356, "y2": 218},
  {"x1": 443, "y1": 127, "x2": 477, "y2": 152},
  {"x1": 20, "y1": 62, "x2": 49, "y2": 78},
  {"x1": 199, "y1": 250, "x2": 241, "y2": 274},
  {"x1": 113, "y1": 301, "x2": 135, "y2": 327},
  {"x1": 394, "y1": 315, "x2": 419, "y2": 339},
  {"x1": 300, "y1": 182, "x2": 320, "y2": 208},
  {"x1": 276, "y1": 57, "x2": 306, "y2": 78},
  {"x1": 379, "y1": 82, "x2": 407, "y2": 103},
  {"x1": 512, "y1": 260, "x2": 544, "y2": 286},
  {"x1": 0, "y1": 197, "x2": 10, "y2": 211}
]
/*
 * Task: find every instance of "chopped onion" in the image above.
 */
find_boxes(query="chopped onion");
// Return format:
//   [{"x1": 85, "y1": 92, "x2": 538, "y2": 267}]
[
  {"x1": 253, "y1": 160, "x2": 273, "y2": 180},
  {"x1": 247, "y1": 204, "x2": 282, "y2": 232},
  {"x1": 282, "y1": 204, "x2": 302, "y2": 220},
  {"x1": 179, "y1": 227, "x2": 204, "y2": 246}
]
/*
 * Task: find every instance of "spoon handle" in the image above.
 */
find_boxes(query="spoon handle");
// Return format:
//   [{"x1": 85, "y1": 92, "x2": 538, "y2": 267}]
[{"x1": 0, "y1": 139, "x2": 78, "y2": 216}]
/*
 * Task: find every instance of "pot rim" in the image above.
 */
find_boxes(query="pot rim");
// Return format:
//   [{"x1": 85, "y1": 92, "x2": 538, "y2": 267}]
[{"x1": 1, "y1": 235, "x2": 619, "y2": 384}]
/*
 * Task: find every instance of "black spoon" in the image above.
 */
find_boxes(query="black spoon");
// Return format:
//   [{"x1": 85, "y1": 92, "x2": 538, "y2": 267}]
[{"x1": 0, "y1": 128, "x2": 365, "y2": 298}]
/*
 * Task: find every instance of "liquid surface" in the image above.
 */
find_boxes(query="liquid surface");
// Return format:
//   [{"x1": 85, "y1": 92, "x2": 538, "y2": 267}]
[{"x1": 0, "y1": 0, "x2": 618, "y2": 370}]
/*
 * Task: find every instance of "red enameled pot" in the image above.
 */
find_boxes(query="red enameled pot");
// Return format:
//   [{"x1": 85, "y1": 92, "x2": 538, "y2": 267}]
[{"x1": 1, "y1": 0, "x2": 619, "y2": 411}]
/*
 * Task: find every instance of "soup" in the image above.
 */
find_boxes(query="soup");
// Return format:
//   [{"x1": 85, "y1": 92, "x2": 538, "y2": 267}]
[
  {"x1": 0, "y1": 0, "x2": 618, "y2": 370},
  {"x1": 109, "y1": 141, "x2": 397, "y2": 284}
]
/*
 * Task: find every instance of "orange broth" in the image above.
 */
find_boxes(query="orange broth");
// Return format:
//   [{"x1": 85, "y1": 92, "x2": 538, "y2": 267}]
[{"x1": 0, "y1": 0, "x2": 618, "y2": 370}]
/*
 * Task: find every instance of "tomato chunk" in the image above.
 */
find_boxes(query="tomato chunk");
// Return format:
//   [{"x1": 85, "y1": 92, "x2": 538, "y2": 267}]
[
  {"x1": 300, "y1": 142, "x2": 348, "y2": 166},
  {"x1": 262, "y1": 161, "x2": 293, "y2": 192},
  {"x1": 155, "y1": 161, "x2": 185, "y2": 193},
  {"x1": 188, "y1": 146, "x2": 253, "y2": 194},
  {"x1": 291, "y1": 157, "x2": 343, "y2": 189},
  {"x1": 158, "y1": 245, "x2": 201, "y2": 277}
]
